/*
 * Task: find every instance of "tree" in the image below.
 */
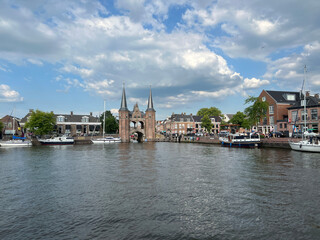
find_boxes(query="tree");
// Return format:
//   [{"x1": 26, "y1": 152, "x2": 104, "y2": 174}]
[
  {"x1": 0, "y1": 121, "x2": 3, "y2": 132},
  {"x1": 100, "y1": 111, "x2": 118, "y2": 134},
  {"x1": 25, "y1": 110, "x2": 56, "y2": 136},
  {"x1": 244, "y1": 96, "x2": 269, "y2": 129},
  {"x1": 197, "y1": 107, "x2": 222, "y2": 117},
  {"x1": 230, "y1": 111, "x2": 251, "y2": 129},
  {"x1": 201, "y1": 115, "x2": 213, "y2": 133}
]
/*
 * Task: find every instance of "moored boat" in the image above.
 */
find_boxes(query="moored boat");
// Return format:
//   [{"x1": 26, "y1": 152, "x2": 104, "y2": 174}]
[
  {"x1": 38, "y1": 136, "x2": 74, "y2": 145},
  {"x1": 92, "y1": 136, "x2": 121, "y2": 144},
  {"x1": 219, "y1": 132, "x2": 261, "y2": 148},
  {"x1": 0, "y1": 139, "x2": 32, "y2": 147}
]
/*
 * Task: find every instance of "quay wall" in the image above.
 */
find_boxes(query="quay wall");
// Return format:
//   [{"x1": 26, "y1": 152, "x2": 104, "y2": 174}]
[{"x1": 161, "y1": 136, "x2": 292, "y2": 149}]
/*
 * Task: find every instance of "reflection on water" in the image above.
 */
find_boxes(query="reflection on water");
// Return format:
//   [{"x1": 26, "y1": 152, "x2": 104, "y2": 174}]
[{"x1": 0, "y1": 143, "x2": 319, "y2": 239}]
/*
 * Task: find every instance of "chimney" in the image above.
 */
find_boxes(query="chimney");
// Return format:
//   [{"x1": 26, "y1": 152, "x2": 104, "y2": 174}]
[
  {"x1": 306, "y1": 91, "x2": 310, "y2": 97},
  {"x1": 90, "y1": 112, "x2": 92, "y2": 116},
  {"x1": 70, "y1": 111, "x2": 73, "y2": 116}
]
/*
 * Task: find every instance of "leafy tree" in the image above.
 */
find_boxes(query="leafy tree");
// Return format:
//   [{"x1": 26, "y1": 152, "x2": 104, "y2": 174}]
[
  {"x1": 201, "y1": 115, "x2": 213, "y2": 133},
  {"x1": 230, "y1": 111, "x2": 251, "y2": 129},
  {"x1": 197, "y1": 107, "x2": 222, "y2": 117},
  {"x1": 244, "y1": 96, "x2": 269, "y2": 129},
  {"x1": 0, "y1": 121, "x2": 3, "y2": 132},
  {"x1": 100, "y1": 111, "x2": 118, "y2": 134},
  {"x1": 25, "y1": 110, "x2": 56, "y2": 136}
]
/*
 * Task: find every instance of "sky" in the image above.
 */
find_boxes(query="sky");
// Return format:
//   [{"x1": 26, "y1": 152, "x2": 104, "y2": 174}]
[{"x1": 1, "y1": 0, "x2": 320, "y2": 120}]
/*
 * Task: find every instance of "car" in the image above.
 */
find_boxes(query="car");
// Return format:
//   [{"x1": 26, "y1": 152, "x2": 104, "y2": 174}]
[
  {"x1": 292, "y1": 132, "x2": 303, "y2": 138},
  {"x1": 274, "y1": 132, "x2": 285, "y2": 137}
]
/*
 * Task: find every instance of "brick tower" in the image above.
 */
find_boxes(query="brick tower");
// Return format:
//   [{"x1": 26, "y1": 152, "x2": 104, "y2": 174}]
[
  {"x1": 145, "y1": 88, "x2": 156, "y2": 141},
  {"x1": 119, "y1": 85, "x2": 130, "y2": 142}
]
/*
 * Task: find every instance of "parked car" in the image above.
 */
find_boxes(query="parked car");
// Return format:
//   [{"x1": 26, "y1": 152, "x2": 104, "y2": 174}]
[
  {"x1": 292, "y1": 132, "x2": 303, "y2": 138},
  {"x1": 274, "y1": 132, "x2": 285, "y2": 137}
]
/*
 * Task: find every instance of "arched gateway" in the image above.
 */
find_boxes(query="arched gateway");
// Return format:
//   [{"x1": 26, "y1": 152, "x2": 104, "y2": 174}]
[{"x1": 119, "y1": 86, "x2": 156, "y2": 142}]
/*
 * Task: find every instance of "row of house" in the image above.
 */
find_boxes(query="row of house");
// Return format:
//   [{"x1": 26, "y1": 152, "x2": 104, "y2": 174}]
[
  {"x1": 156, "y1": 113, "x2": 223, "y2": 135},
  {"x1": 156, "y1": 90, "x2": 320, "y2": 137},
  {"x1": 1, "y1": 110, "x2": 102, "y2": 138}
]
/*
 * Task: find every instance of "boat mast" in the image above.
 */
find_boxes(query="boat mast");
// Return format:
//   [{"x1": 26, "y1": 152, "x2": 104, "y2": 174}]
[
  {"x1": 103, "y1": 99, "x2": 106, "y2": 138},
  {"x1": 303, "y1": 65, "x2": 307, "y2": 139}
]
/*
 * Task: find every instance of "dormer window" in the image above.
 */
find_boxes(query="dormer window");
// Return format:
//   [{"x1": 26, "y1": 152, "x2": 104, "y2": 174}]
[
  {"x1": 57, "y1": 116, "x2": 65, "y2": 122},
  {"x1": 81, "y1": 116, "x2": 89, "y2": 123},
  {"x1": 285, "y1": 94, "x2": 296, "y2": 101}
]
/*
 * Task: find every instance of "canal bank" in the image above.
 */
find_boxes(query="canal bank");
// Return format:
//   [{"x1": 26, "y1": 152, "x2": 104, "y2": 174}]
[{"x1": 168, "y1": 135, "x2": 292, "y2": 149}]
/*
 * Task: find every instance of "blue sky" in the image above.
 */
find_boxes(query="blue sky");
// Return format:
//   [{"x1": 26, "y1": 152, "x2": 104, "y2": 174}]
[{"x1": 1, "y1": 0, "x2": 320, "y2": 120}]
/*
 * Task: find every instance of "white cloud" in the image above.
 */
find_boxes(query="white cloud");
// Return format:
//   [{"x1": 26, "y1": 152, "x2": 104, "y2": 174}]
[
  {"x1": 0, "y1": 84, "x2": 23, "y2": 102},
  {"x1": 243, "y1": 78, "x2": 270, "y2": 89}
]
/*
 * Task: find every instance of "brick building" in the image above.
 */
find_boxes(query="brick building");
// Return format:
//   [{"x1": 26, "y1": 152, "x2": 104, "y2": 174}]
[
  {"x1": 258, "y1": 90, "x2": 300, "y2": 134},
  {"x1": 287, "y1": 92, "x2": 320, "y2": 134},
  {"x1": 0, "y1": 115, "x2": 23, "y2": 139}
]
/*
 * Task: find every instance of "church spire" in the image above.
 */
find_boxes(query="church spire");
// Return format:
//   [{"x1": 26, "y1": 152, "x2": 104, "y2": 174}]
[
  {"x1": 119, "y1": 83, "x2": 128, "y2": 111},
  {"x1": 146, "y1": 87, "x2": 155, "y2": 111}
]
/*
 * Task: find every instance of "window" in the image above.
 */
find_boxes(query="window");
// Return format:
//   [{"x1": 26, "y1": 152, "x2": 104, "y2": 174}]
[
  {"x1": 301, "y1": 110, "x2": 307, "y2": 121},
  {"x1": 284, "y1": 123, "x2": 287, "y2": 129},
  {"x1": 175, "y1": 124, "x2": 177, "y2": 129},
  {"x1": 311, "y1": 109, "x2": 318, "y2": 120},
  {"x1": 269, "y1": 116, "x2": 274, "y2": 125},
  {"x1": 269, "y1": 105, "x2": 274, "y2": 114},
  {"x1": 81, "y1": 116, "x2": 89, "y2": 123},
  {"x1": 291, "y1": 111, "x2": 298, "y2": 122},
  {"x1": 262, "y1": 96, "x2": 266, "y2": 102},
  {"x1": 286, "y1": 94, "x2": 296, "y2": 101},
  {"x1": 280, "y1": 123, "x2": 283, "y2": 129},
  {"x1": 57, "y1": 116, "x2": 65, "y2": 122}
]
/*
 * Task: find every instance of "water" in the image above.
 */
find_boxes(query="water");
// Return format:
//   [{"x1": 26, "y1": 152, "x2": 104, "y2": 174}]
[{"x1": 0, "y1": 143, "x2": 320, "y2": 240}]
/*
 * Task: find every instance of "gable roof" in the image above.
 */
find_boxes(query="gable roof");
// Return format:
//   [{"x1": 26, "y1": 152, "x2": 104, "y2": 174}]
[{"x1": 265, "y1": 90, "x2": 300, "y2": 104}]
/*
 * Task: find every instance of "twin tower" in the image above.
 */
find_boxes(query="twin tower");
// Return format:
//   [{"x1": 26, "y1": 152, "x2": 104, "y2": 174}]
[{"x1": 119, "y1": 86, "x2": 156, "y2": 142}]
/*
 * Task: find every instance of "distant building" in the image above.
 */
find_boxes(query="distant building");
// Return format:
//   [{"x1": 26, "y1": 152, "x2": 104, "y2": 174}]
[
  {"x1": 223, "y1": 114, "x2": 235, "y2": 122},
  {"x1": 258, "y1": 90, "x2": 300, "y2": 134},
  {"x1": 157, "y1": 113, "x2": 222, "y2": 135},
  {"x1": 20, "y1": 110, "x2": 101, "y2": 136},
  {"x1": 287, "y1": 92, "x2": 320, "y2": 134}
]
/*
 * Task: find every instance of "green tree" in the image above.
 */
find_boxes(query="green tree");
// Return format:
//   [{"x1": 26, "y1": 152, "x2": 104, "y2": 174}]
[
  {"x1": 0, "y1": 121, "x2": 3, "y2": 132},
  {"x1": 230, "y1": 111, "x2": 251, "y2": 129},
  {"x1": 197, "y1": 107, "x2": 222, "y2": 117},
  {"x1": 201, "y1": 115, "x2": 213, "y2": 133},
  {"x1": 100, "y1": 111, "x2": 119, "y2": 134},
  {"x1": 244, "y1": 96, "x2": 269, "y2": 129},
  {"x1": 25, "y1": 110, "x2": 56, "y2": 136}
]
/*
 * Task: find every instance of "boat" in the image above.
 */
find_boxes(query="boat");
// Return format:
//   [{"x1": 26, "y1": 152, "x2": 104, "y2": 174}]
[
  {"x1": 289, "y1": 66, "x2": 320, "y2": 152},
  {"x1": 91, "y1": 100, "x2": 121, "y2": 144},
  {"x1": 0, "y1": 137, "x2": 32, "y2": 147},
  {"x1": 92, "y1": 136, "x2": 121, "y2": 143},
  {"x1": 219, "y1": 132, "x2": 261, "y2": 148},
  {"x1": 38, "y1": 136, "x2": 74, "y2": 145}
]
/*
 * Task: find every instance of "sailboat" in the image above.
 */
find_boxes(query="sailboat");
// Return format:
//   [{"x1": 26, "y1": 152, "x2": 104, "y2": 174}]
[
  {"x1": 0, "y1": 113, "x2": 32, "y2": 147},
  {"x1": 289, "y1": 66, "x2": 320, "y2": 152},
  {"x1": 91, "y1": 100, "x2": 121, "y2": 144}
]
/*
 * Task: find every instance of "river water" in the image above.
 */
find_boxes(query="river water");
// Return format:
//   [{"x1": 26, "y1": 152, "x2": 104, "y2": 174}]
[{"x1": 0, "y1": 143, "x2": 319, "y2": 240}]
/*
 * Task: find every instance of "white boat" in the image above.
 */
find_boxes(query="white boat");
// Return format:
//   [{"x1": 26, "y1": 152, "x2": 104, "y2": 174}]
[
  {"x1": 0, "y1": 139, "x2": 32, "y2": 147},
  {"x1": 289, "y1": 66, "x2": 320, "y2": 152},
  {"x1": 219, "y1": 132, "x2": 261, "y2": 148},
  {"x1": 289, "y1": 137, "x2": 320, "y2": 152},
  {"x1": 92, "y1": 136, "x2": 121, "y2": 143},
  {"x1": 38, "y1": 136, "x2": 74, "y2": 145}
]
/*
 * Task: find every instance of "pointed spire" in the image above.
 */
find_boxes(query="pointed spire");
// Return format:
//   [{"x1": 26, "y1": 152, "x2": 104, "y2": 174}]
[
  {"x1": 146, "y1": 86, "x2": 155, "y2": 111},
  {"x1": 119, "y1": 83, "x2": 128, "y2": 111}
]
